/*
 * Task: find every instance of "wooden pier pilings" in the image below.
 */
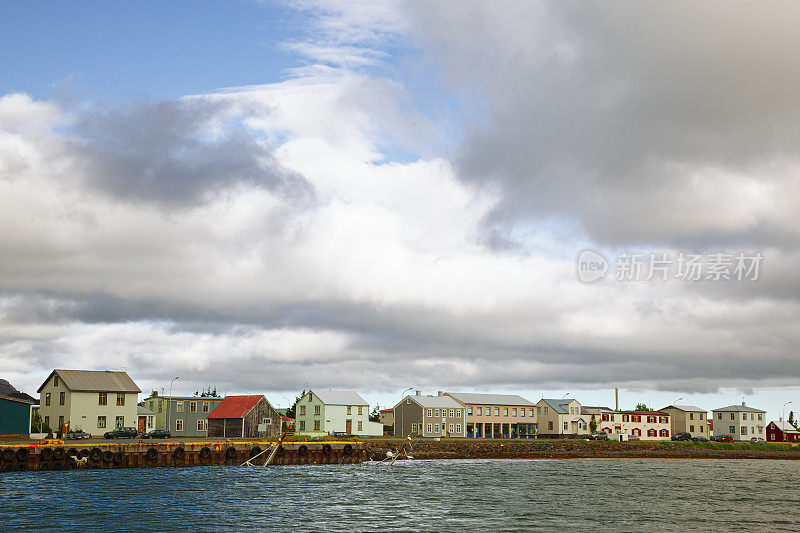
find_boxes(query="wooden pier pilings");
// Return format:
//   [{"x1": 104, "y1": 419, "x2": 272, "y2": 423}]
[{"x1": 0, "y1": 440, "x2": 364, "y2": 472}]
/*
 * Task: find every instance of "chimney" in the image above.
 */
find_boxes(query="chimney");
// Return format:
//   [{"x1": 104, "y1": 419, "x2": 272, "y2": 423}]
[
  {"x1": 152, "y1": 390, "x2": 158, "y2": 397},
  {"x1": 742, "y1": 401, "x2": 746, "y2": 406},
  {"x1": 415, "y1": 390, "x2": 421, "y2": 396},
  {"x1": 615, "y1": 388, "x2": 619, "y2": 411},
  {"x1": 438, "y1": 391, "x2": 443, "y2": 396}
]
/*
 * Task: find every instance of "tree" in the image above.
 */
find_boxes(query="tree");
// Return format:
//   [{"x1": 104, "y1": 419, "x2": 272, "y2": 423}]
[
  {"x1": 789, "y1": 411, "x2": 796, "y2": 428},
  {"x1": 200, "y1": 386, "x2": 219, "y2": 398},
  {"x1": 31, "y1": 412, "x2": 50, "y2": 433},
  {"x1": 589, "y1": 414, "x2": 597, "y2": 434},
  {"x1": 634, "y1": 403, "x2": 650, "y2": 411},
  {"x1": 285, "y1": 389, "x2": 306, "y2": 419},
  {"x1": 369, "y1": 404, "x2": 380, "y2": 422}
]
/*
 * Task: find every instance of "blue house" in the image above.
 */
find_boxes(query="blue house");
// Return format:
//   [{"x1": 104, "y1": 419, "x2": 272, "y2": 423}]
[{"x1": 0, "y1": 394, "x2": 35, "y2": 435}]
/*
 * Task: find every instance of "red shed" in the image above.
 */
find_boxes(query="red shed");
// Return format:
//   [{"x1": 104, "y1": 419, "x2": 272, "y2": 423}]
[
  {"x1": 207, "y1": 395, "x2": 281, "y2": 439},
  {"x1": 766, "y1": 420, "x2": 800, "y2": 442}
]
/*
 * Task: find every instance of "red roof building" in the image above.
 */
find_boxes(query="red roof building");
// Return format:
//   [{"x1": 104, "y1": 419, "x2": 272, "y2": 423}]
[
  {"x1": 206, "y1": 395, "x2": 281, "y2": 439},
  {"x1": 767, "y1": 420, "x2": 800, "y2": 442}
]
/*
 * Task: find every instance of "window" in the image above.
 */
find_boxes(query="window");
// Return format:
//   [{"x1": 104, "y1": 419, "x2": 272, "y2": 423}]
[
  {"x1": 358, "y1": 421, "x2": 363, "y2": 431},
  {"x1": 456, "y1": 410, "x2": 461, "y2": 417},
  {"x1": 97, "y1": 416, "x2": 106, "y2": 428},
  {"x1": 449, "y1": 423, "x2": 454, "y2": 433},
  {"x1": 563, "y1": 421, "x2": 568, "y2": 431},
  {"x1": 434, "y1": 409, "x2": 439, "y2": 417},
  {"x1": 449, "y1": 409, "x2": 454, "y2": 418},
  {"x1": 44, "y1": 416, "x2": 50, "y2": 428},
  {"x1": 741, "y1": 426, "x2": 748, "y2": 435},
  {"x1": 503, "y1": 408, "x2": 509, "y2": 416},
  {"x1": 175, "y1": 419, "x2": 183, "y2": 431},
  {"x1": 434, "y1": 423, "x2": 440, "y2": 433},
  {"x1": 314, "y1": 420, "x2": 320, "y2": 431},
  {"x1": 197, "y1": 419, "x2": 207, "y2": 432},
  {"x1": 647, "y1": 429, "x2": 656, "y2": 437},
  {"x1": 660, "y1": 429, "x2": 669, "y2": 437},
  {"x1": 116, "y1": 393, "x2": 125, "y2": 406},
  {"x1": 700, "y1": 414, "x2": 705, "y2": 420},
  {"x1": 633, "y1": 415, "x2": 641, "y2": 423},
  {"x1": 632, "y1": 428, "x2": 641, "y2": 437},
  {"x1": 602, "y1": 414, "x2": 609, "y2": 421},
  {"x1": 455, "y1": 424, "x2": 462, "y2": 433},
  {"x1": 314, "y1": 405, "x2": 321, "y2": 415},
  {"x1": 717, "y1": 413, "x2": 722, "y2": 420},
  {"x1": 158, "y1": 400, "x2": 162, "y2": 413},
  {"x1": 202, "y1": 402, "x2": 210, "y2": 413},
  {"x1": 98, "y1": 392, "x2": 107, "y2": 405},
  {"x1": 623, "y1": 414, "x2": 630, "y2": 422},
  {"x1": 700, "y1": 425, "x2": 704, "y2": 433},
  {"x1": 485, "y1": 408, "x2": 490, "y2": 417},
  {"x1": 690, "y1": 413, "x2": 694, "y2": 420},
  {"x1": 427, "y1": 409, "x2": 432, "y2": 417},
  {"x1": 45, "y1": 393, "x2": 51, "y2": 406},
  {"x1": 116, "y1": 416, "x2": 124, "y2": 428},
  {"x1": 543, "y1": 406, "x2": 548, "y2": 415},
  {"x1": 406, "y1": 398, "x2": 410, "y2": 404},
  {"x1": 758, "y1": 425, "x2": 764, "y2": 433},
  {"x1": 467, "y1": 406, "x2": 473, "y2": 415},
  {"x1": 189, "y1": 401, "x2": 197, "y2": 413},
  {"x1": 347, "y1": 406, "x2": 352, "y2": 415},
  {"x1": 529, "y1": 408, "x2": 534, "y2": 417},
  {"x1": 758, "y1": 414, "x2": 763, "y2": 421},
  {"x1": 177, "y1": 401, "x2": 183, "y2": 412},
  {"x1": 548, "y1": 421, "x2": 553, "y2": 431},
  {"x1": 262, "y1": 417, "x2": 272, "y2": 425},
  {"x1": 58, "y1": 415, "x2": 64, "y2": 428},
  {"x1": 426, "y1": 423, "x2": 432, "y2": 433},
  {"x1": 729, "y1": 426, "x2": 736, "y2": 434},
  {"x1": 476, "y1": 407, "x2": 482, "y2": 416},
  {"x1": 54, "y1": 375, "x2": 59, "y2": 387},
  {"x1": 512, "y1": 408, "x2": 517, "y2": 416},
  {"x1": 59, "y1": 392, "x2": 65, "y2": 406},
  {"x1": 520, "y1": 409, "x2": 525, "y2": 418},
  {"x1": 299, "y1": 405, "x2": 306, "y2": 416},
  {"x1": 494, "y1": 407, "x2": 500, "y2": 416},
  {"x1": 358, "y1": 406, "x2": 363, "y2": 415},
  {"x1": 647, "y1": 416, "x2": 655, "y2": 423},
  {"x1": 308, "y1": 393, "x2": 313, "y2": 402},
  {"x1": 730, "y1": 413, "x2": 734, "y2": 420},
  {"x1": 690, "y1": 425, "x2": 695, "y2": 432},
  {"x1": 411, "y1": 423, "x2": 417, "y2": 432},
  {"x1": 299, "y1": 421, "x2": 306, "y2": 431}
]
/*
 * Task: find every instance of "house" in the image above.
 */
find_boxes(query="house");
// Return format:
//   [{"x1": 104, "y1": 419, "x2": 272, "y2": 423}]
[
  {"x1": 207, "y1": 395, "x2": 281, "y2": 439},
  {"x1": 711, "y1": 402, "x2": 766, "y2": 441},
  {"x1": 275, "y1": 409, "x2": 295, "y2": 431},
  {"x1": 659, "y1": 405, "x2": 708, "y2": 438},
  {"x1": 0, "y1": 395, "x2": 36, "y2": 435},
  {"x1": 536, "y1": 398, "x2": 590, "y2": 437},
  {"x1": 445, "y1": 392, "x2": 537, "y2": 438},
  {"x1": 581, "y1": 405, "x2": 612, "y2": 432},
  {"x1": 143, "y1": 392, "x2": 223, "y2": 437},
  {"x1": 294, "y1": 390, "x2": 383, "y2": 436},
  {"x1": 379, "y1": 408, "x2": 394, "y2": 427},
  {"x1": 393, "y1": 391, "x2": 466, "y2": 438},
  {"x1": 766, "y1": 420, "x2": 800, "y2": 442},
  {"x1": 137, "y1": 405, "x2": 156, "y2": 434},
  {"x1": 599, "y1": 410, "x2": 671, "y2": 440},
  {"x1": 37, "y1": 369, "x2": 140, "y2": 436}
]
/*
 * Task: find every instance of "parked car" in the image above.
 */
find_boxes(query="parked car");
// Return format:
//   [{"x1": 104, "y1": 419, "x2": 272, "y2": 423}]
[
  {"x1": 750, "y1": 436, "x2": 765, "y2": 443},
  {"x1": 329, "y1": 431, "x2": 352, "y2": 438},
  {"x1": 66, "y1": 430, "x2": 91, "y2": 440},
  {"x1": 691, "y1": 436, "x2": 709, "y2": 442},
  {"x1": 589, "y1": 431, "x2": 608, "y2": 441},
  {"x1": 104, "y1": 427, "x2": 139, "y2": 439},
  {"x1": 671, "y1": 432, "x2": 692, "y2": 441},
  {"x1": 713, "y1": 434, "x2": 734, "y2": 442},
  {"x1": 142, "y1": 429, "x2": 171, "y2": 439}
]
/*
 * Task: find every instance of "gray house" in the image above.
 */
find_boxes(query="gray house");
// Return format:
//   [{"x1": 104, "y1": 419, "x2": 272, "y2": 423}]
[
  {"x1": 207, "y1": 395, "x2": 282, "y2": 439},
  {"x1": 143, "y1": 393, "x2": 223, "y2": 437},
  {"x1": 393, "y1": 391, "x2": 466, "y2": 438}
]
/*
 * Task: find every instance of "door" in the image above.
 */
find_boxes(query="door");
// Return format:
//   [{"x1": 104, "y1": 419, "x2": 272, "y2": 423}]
[
  {"x1": 346, "y1": 419, "x2": 352, "y2": 434},
  {"x1": 138, "y1": 417, "x2": 145, "y2": 433}
]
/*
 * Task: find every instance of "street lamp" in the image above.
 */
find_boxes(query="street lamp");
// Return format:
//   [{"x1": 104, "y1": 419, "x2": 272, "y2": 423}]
[
  {"x1": 400, "y1": 387, "x2": 413, "y2": 437},
  {"x1": 674, "y1": 397, "x2": 684, "y2": 405},
  {"x1": 783, "y1": 401, "x2": 793, "y2": 440},
  {"x1": 167, "y1": 376, "x2": 179, "y2": 433},
  {"x1": 561, "y1": 392, "x2": 570, "y2": 399}
]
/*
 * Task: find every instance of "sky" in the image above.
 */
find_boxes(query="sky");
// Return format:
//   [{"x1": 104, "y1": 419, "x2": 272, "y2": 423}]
[{"x1": 1, "y1": 0, "x2": 799, "y2": 420}]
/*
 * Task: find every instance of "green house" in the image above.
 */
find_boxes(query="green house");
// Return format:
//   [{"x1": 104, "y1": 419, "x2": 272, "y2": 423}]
[{"x1": 0, "y1": 395, "x2": 35, "y2": 435}]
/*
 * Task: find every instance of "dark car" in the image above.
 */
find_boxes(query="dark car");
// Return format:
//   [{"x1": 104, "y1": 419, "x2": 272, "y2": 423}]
[
  {"x1": 691, "y1": 436, "x2": 709, "y2": 442},
  {"x1": 104, "y1": 427, "x2": 139, "y2": 439},
  {"x1": 67, "y1": 430, "x2": 91, "y2": 440},
  {"x1": 672, "y1": 432, "x2": 692, "y2": 441},
  {"x1": 142, "y1": 429, "x2": 171, "y2": 439}
]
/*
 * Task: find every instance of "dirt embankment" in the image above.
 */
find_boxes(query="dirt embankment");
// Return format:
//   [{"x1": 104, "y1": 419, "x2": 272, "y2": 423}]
[{"x1": 363, "y1": 439, "x2": 800, "y2": 461}]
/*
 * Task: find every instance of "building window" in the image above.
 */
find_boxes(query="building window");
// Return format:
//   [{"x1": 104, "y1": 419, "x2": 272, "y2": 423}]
[
  {"x1": 58, "y1": 415, "x2": 64, "y2": 429},
  {"x1": 44, "y1": 416, "x2": 50, "y2": 428},
  {"x1": 455, "y1": 424, "x2": 462, "y2": 433},
  {"x1": 449, "y1": 409, "x2": 455, "y2": 418},
  {"x1": 529, "y1": 408, "x2": 534, "y2": 417},
  {"x1": 97, "y1": 416, "x2": 106, "y2": 428},
  {"x1": 262, "y1": 417, "x2": 272, "y2": 425},
  {"x1": 741, "y1": 426, "x2": 748, "y2": 435},
  {"x1": 427, "y1": 409, "x2": 432, "y2": 417},
  {"x1": 177, "y1": 401, "x2": 183, "y2": 412},
  {"x1": 426, "y1": 423, "x2": 432, "y2": 433},
  {"x1": 434, "y1": 423, "x2": 440, "y2": 433},
  {"x1": 115, "y1": 416, "x2": 124, "y2": 428},
  {"x1": 449, "y1": 423, "x2": 454, "y2": 433},
  {"x1": 117, "y1": 393, "x2": 125, "y2": 406},
  {"x1": 690, "y1": 413, "x2": 694, "y2": 420},
  {"x1": 358, "y1": 406, "x2": 363, "y2": 415},
  {"x1": 660, "y1": 429, "x2": 669, "y2": 437},
  {"x1": 647, "y1": 429, "x2": 656, "y2": 437},
  {"x1": 690, "y1": 425, "x2": 695, "y2": 432},
  {"x1": 467, "y1": 406, "x2": 473, "y2": 415},
  {"x1": 98, "y1": 392, "x2": 107, "y2": 406},
  {"x1": 54, "y1": 375, "x2": 59, "y2": 387},
  {"x1": 495, "y1": 407, "x2": 500, "y2": 416},
  {"x1": 729, "y1": 426, "x2": 736, "y2": 434},
  {"x1": 503, "y1": 408, "x2": 508, "y2": 416},
  {"x1": 45, "y1": 393, "x2": 51, "y2": 406},
  {"x1": 730, "y1": 413, "x2": 734, "y2": 420},
  {"x1": 456, "y1": 409, "x2": 461, "y2": 417},
  {"x1": 347, "y1": 406, "x2": 352, "y2": 415},
  {"x1": 308, "y1": 393, "x2": 313, "y2": 402},
  {"x1": 203, "y1": 402, "x2": 210, "y2": 413},
  {"x1": 197, "y1": 419, "x2": 207, "y2": 432},
  {"x1": 189, "y1": 401, "x2": 197, "y2": 413},
  {"x1": 700, "y1": 426, "x2": 704, "y2": 433},
  {"x1": 758, "y1": 425, "x2": 763, "y2": 433},
  {"x1": 313, "y1": 420, "x2": 320, "y2": 431},
  {"x1": 157, "y1": 400, "x2": 162, "y2": 413},
  {"x1": 358, "y1": 421, "x2": 363, "y2": 431},
  {"x1": 406, "y1": 398, "x2": 410, "y2": 404},
  {"x1": 477, "y1": 407, "x2": 482, "y2": 416},
  {"x1": 299, "y1": 421, "x2": 306, "y2": 431},
  {"x1": 434, "y1": 409, "x2": 439, "y2": 417},
  {"x1": 314, "y1": 405, "x2": 321, "y2": 415},
  {"x1": 758, "y1": 414, "x2": 763, "y2": 421},
  {"x1": 543, "y1": 406, "x2": 548, "y2": 415},
  {"x1": 411, "y1": 423, "x2": 417, "y2": 433},
  {"x1": 548, "y1": 421, "x2": 553, "y2": 431},
  {"x1": 176, "y1": 419, "x2": 183, "y2": 431},
  {"x1": 563, "y1": 421, "x2": 568, "y2": 431},
  {"x1": 717, "y1": 413, "x2": 722, "y2": 420},
  {"x1": 521, "y1": 409, "x2": 525, "y2": 418},
  {"x1": 623, "y1": 414, "x2": 630, "y2": 422},
  {"x1": 59, "y1": 392, "x2": 65, "y2": 405},
  {"x1": 512, "y1": 408, "x2": 517, "y2": 416},
  {"x1": 299, "y1": 405, "x2": 306, "y2": 416}
]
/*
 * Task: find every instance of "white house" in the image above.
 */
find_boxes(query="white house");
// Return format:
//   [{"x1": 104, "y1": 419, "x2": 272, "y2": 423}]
[
  {"x1": 295, "y1": 390, "x2": 383, "y2": 436},
  {"x1": 712, "y1": 402, "x2": 766, "y2": 441}
]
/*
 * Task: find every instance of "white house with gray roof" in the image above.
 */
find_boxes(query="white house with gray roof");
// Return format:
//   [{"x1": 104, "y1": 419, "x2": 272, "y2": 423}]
[
  {"x1": 712, "y1": 402, "x2": 766, "y2": 441},
  {"x1": 536, "y1": 398, "x2": 589, "y2": 437},
  {"x1": 445, "y1": 392, "x2": 537, "y2": 438},
  {"x1": 393, "y1": 391, "x2": 466, "y2": 438},
  {"x1": 295, "y1": 390, "x2": 383, "y2": 436}
]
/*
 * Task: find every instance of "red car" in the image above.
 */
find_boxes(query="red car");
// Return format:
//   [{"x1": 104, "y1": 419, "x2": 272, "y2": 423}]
[{"x1": 713, "y1": 435, "x2": 733, "y2": 442}]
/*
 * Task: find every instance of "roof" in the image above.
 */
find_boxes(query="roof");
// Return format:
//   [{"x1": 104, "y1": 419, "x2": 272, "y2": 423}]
[
  {"x1": 144, "y1": 395, "x2": 223, "y2": 402},
  {"x1": 310, "y1": 390, "x2": 368, "y2": 406},
  {"x1": 137, "y1": 406, "x2": 155, "y2": 415},
  {"x1": 402, "y1": 394, "x2": 463, "y2": 409},
  {"x1": 660, "y1": 404, "x2": 706, "y2": 413},
  {"x1": 582, "y1": 406, "x2": 612, "y2": 411},
  {"x1": 445, "y1": 392, "x2": 536, "y2": 406},
  {"x1": 38, "y1": 369, "x2": 141, "y2": 394},
  {"x1": 0, "y1": 394, "x2": 36, "y2": 405},
  {"x1": 769, "y1": 421, "x2": 800, "y2": 433},
  {"x1": 712, "y1": 404, "x2": 765, "y2": 413},
  {"x1": 602, "y1": 410, "x2": 670, "y2": 416},
  {"x1": 540, "y1": 399, "x2": 579, "y2": 414},
  {"x1": 379, "y1": 408, "x2": 394, "y2": 412},
  {"x1": 207, "y1": 395, "x2": 264, "y2": 419}
]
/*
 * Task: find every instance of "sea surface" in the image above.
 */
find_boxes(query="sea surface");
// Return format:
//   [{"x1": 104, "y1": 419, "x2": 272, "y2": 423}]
[{"x1": 2, "y1": 458, "x2": 800, "y2": 531}]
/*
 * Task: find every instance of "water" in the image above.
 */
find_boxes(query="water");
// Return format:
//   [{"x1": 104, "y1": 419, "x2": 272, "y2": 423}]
[{"x1": 2, "y1": 459, "x2": 800, "y2": 531}]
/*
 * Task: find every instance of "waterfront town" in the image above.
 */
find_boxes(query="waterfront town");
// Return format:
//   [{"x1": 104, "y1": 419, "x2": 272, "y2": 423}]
[{"x1": 1, "y1": 369, "x2": 798, "y2": 445}]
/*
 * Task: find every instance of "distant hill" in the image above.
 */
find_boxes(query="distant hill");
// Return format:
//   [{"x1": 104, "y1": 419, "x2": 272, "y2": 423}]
[{"x1": 0, "y1": 378, "x2": 37, "y2": 403}]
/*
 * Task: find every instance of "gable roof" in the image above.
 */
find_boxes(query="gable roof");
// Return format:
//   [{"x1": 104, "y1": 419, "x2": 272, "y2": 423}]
[
  {"x1": 445, "y1": 392, "x2": 535, "y2": 406},
  {"x1": 660, "y1": 404, "x2": 706, "y2": 413},
  {"x1": 207, "y1": 395, "x2": 264, "y2": 419},
  {"x1": 137, "y1": 405, "x2": 155, "y2": 415},
  {"x1": 769, "y1": 421, "x2": 800, "y2": 433},
  {"x1": 310, "y1": 390, "x2": 368, "y2": 406},
  {"x1": 0, "y1": 394, "x2": 36, "y2": 405},
  {"x1": 402, "y1": 394, "x2": 463, "y2": 409},
  {"x1": 713, "y1": 404, "x2": 765, "y2": 413},
  {"x1": 37, "y1": 369, "x2": 141, "y2": 394},
  {"x1": 540, "y1": 399, "x2": 579, "y2": 414},
  {"x1": 601, "y1": 410, "x2": 670, "y2": 417}
]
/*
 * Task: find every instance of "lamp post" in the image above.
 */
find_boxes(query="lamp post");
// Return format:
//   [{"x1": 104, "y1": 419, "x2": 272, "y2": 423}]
[
  {"x1": 674, "y1": 397, "x2": 683, "y2": 405},
  {"x1": 400, "y1": 387, "x2": 413, "y2": 437},
  {"x1": 167, "y1": 376, "x2": 179, "y2": 433},
  {"x1": 783, "y1": 401, "x2": 793, "y2": 441}
]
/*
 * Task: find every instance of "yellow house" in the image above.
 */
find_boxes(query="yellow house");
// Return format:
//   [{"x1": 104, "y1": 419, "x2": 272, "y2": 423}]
[{"x1": 37, "y1": 369, "x2": 141, "y2": 436}]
